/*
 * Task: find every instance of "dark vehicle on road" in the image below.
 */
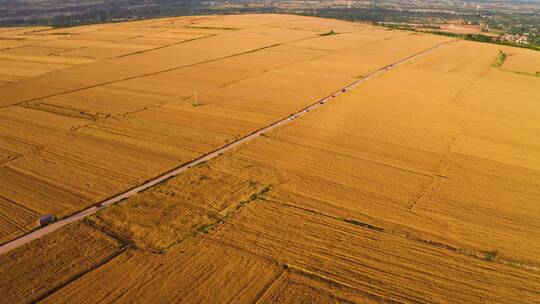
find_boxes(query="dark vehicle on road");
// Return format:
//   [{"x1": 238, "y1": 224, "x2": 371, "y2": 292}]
[{"x1": 37, "y1": 215, "x2": 56, "y2": 227}]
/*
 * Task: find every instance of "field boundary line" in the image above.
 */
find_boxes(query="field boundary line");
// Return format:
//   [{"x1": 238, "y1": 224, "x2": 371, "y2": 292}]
[
  {"x1": 281, "y1": 202, "x2": 540, "y2": 272},
  {"x1": 252, "y1": 265, "x2": 288, "y2": 303},
  {"x1": 0, "y1": 39, "x2": 453, "y2": 256},
  {"x1": 32, "y1": 246, "x2": 130, "y2": 303},
  {"x1": 0, "y1": 34, "x2": 327, "y2": 109},
  {"x1": 114, "y1": 33, "x2": 219, "y2": 59}
]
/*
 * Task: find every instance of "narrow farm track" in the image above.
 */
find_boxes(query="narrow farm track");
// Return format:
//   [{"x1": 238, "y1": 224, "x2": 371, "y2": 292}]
[{"x1": 0, "y1": 39, "x2": 455, "y2": 256}]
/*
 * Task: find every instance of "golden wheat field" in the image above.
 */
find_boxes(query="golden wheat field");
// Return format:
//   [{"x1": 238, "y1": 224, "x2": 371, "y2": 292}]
[
  {"x1": 0, "y1": 13, "x2": 539, "y2": 303},
  {"x1": 0, "y1": 13, "x2": 446, "y2": 244}
]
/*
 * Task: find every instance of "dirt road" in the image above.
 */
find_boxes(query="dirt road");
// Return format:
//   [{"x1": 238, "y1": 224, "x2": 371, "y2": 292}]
[{"x1": 0, "y1": 39, "x2": 454, "y2": 256}]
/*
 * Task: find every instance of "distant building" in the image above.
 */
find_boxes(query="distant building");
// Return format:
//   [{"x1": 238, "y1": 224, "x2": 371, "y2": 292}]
[{"x1": 500, "y1": 34, "x2": 529, "y2": 45}]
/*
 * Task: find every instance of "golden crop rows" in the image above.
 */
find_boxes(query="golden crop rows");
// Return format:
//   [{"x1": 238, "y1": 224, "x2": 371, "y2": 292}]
[{"x1": 1, "y1": 14, "x2": 539, "y2": 303}]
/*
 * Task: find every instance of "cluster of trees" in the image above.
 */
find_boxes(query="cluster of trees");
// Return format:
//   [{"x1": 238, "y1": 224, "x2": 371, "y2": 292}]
[
  {"x1": 0, "y1": 0, "x2": 212, "y2": 27},
  {"x1": 301, "y1": 7, "x2": 460, "y2": 24}
]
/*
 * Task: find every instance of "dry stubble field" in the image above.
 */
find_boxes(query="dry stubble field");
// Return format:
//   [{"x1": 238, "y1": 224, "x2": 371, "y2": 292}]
[{"x1": 0, "y1": 14, "x2": 539, "y2": 303}]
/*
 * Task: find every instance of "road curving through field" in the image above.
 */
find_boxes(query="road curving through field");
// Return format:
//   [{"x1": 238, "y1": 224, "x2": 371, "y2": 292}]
[{"x1": 0, "y1": 39, "x2": 455, "y2": 256}]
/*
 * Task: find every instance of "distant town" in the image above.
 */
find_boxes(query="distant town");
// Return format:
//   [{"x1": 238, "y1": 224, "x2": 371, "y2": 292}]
[{"x1": 1, "y1": 0, "x2": 539, "y2": 49}]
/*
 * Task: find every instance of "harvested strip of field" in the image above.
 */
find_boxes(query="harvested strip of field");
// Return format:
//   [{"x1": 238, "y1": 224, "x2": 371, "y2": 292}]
[
  {"x1": 0, "y1": 28, "x2": 99, "y2": 85},
  {"x1": 0, "y1": 222, "x2": 123, "y2": 304},
  {"x1": 87, "y1": 163, "x2": 270, "y2": 252},
  {"x1": 0, "y1": 196, "x2": 38, "y2": 244},
  {"x1": 0, "y1": 25, "x2": 313, "y2": 107},
  {"x1": 210, "y1": 201, "x2": 540, "y2": 303},
  {"x1": 0, "y1": 60, "x2": 71, "y2": 79},
  {"x1": 257, "y1": 267, "x2": 370, "y2": 303},
  {"x1": 40, "y1": 239, "x2": 283, "y2": 304}
]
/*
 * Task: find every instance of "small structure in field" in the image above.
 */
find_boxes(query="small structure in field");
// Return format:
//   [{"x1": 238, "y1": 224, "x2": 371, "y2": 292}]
[{"x1": 37, "y1": 215, "x2": 56, "y2": 227}]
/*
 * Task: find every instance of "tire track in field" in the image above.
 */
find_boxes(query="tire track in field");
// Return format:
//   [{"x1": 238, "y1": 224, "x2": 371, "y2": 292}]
[
  {"x1": 408, "y1": 134, "x2": 456, "y2": 211},
  {"x1": 0, "y1": 39, "x2": 455, "y2": 256}
]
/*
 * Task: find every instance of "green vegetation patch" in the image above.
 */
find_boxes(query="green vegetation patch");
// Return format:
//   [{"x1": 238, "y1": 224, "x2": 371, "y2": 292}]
[
  {"x1": 502, "y1": 69, "x2": 540, "y2": 77},
  {"x1": 484, "y1": 250, "x2": 499, "y2": 262},
  {"x1": 319, "y1": 30, "x2": 337, "y2": 36},
  {"x1": 185, "y1": 26, "x2": 239, "y2": 30},
  {"x1": 492, "y1": 50, "x2": 507, "y2": 68}
]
